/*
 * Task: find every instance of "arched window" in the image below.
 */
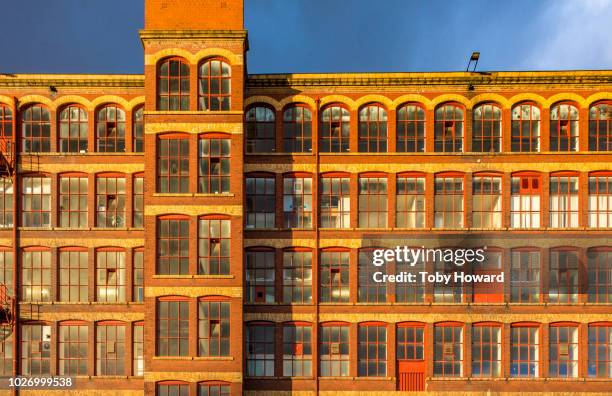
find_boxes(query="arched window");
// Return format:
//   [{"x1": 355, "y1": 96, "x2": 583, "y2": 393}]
[
  {"x1": 472, "y1": 103, "x2": 502, "y2": 152},
  {"x1": 434, "y1": 103, "x2": 464, "y2": 152},
  {"x1": 511, "y1": 103, "x2": 540, "y2": 152},
  {"x1": 0, "y1": 104, "x2": 13, "y2": 152},
  {"x1": 156, "y1": 381, "x2": 189, "y2": 396},
  {"x1": 157, "y1": 134, "x2": 189, "y2": 193},
  {"x1": 96, "y1": 105, "x2": 125, "y2": 152},
  {"x1": 320, "y1": 105, "x2": 350, "y2": 153},
  {"x1": 58, "y1": 105, "x2": 88, "y2": 153},
  {"x1": 283, "y1": 105, "x2": 312, "y2": 153},
  {"x1": 589, "y1": 101, "x2": 611, "y2": 151},
  {"x1": 21, "y1": 104, "x2": 51, "y2": 153},
  {"x1": 157, "y1": 57, "x2": 189, "y2": 111},
  {"x1": 132, "y1": 106, "x2": 144, "y2": 153},
  {"x1": 396, "y1": 103, "x2": 425, "y2": 152},
  {"x1": 198, "y1": 381, "x2": 231, "y2": 396},
  {"x1": 245, "y1": 106, "x2": 275, "y2": 153},
  {"x1": 550, "y1": 103, "x2": 579, "y2": 151},
  {"x1": 198, "y1": 58, "x2": 231, "y2": 111},
  {"x1": 358, "y1": 104, "x2": 387, "y2": 152}
]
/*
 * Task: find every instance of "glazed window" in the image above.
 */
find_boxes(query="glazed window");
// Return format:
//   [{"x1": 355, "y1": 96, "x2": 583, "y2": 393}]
[
  {"x1": 0, "y1": 332, "x2": 12, "y2": 376},
  {"x1": 434, "y1": 104, "x2": 463, "y2": 152},
  {"x1": 320, "y1": 250, "x2": 350, "y2": 303},
  {"x1": 157, "y1": 382, "x2": 189, "y2": 396},
  {"x1": 588, "y1": 325, "x2": 611, "y2": 378},
  {"x1": 246, "y1": 323, "x2": 275, "y2": 377},
  {"x1": 245, "y1": 106, "x2": 275, "y2": 153},
  {"x1": 96, "y1": 176, "x2": 126, "y2": 228},
  {"x1": 21, "y1": 176, "x2": 51, "y2": 227},
  {"x1": 589, "y1": 102, "x2": 611, "y2": 151},
  {"x1": 587, "y1": 249, "x2": 611, "y2": 303},
  {"x1": 58, "y1": 105, "x2": 88, "y2": 153},
  {"x1": 549, "y1": 175, "x2": 579, "y2": 228},
  {"x1": 198, "y1": 300, "x2": 230, "y2": 356},
  {"x1": 133, "y1": 324, "x2": 144, "y2": 376},
  {"x1": 358, "y1": 177, "x2": 388, "y2": 228},
  {"x1": 433, "y1": 257, "x2": 464, "y2": 303},
  {"x1": 133, "y1": 249, "x2": 144, "y2": 303},
  {"x1": 198, "y1": 58, "x2": 231, "y2": 111},
  {"x1": 549, "y1": 325, "x2": 578, "y2": 378},
  {"x1": 96, "y1": 250, "x2": 126, "y2": 302},
  {"x1": 396, "y1": 104, "x2": 425, "y2": 152},
  {"x1": 283, "y1": 324, "x2": 312, "y2": 376},
  {"x1": 0, "y1": 250, "x2": 13, "y2": 298},
  {"x1": 396, "y1": 249, "x2": 425, "y2": 302},
  {"x1": 20, "y1": 324, "x2": 51, "y2": 375},
  {"x1": 511, "y1": 325, "x2": 539, "y2": 377},
  {"x1": 358, "y1": 249, "x2": 386, "y2": 303},
  {"x1": 320, "y1": 177, "x2": 350, "y2": 228},
  {"x1": 397, "y1": 325, "x2": 424, "y2": 360},
  {"x1": 472, "y1": 103, "x2": 502, "y2": 152},
  {"x1": 157, "y1": 299, "x2": 189, "y2": 356},
  {"x1": 283, "y1": 106, "x2": 312, "y2": 153},
  {"x1": 158, "y1": 58, "x2": 189, "y2": 111},
  {"x1": 157, "y1": 218, "x2": 189, "y2": 275},
  {"x1": 245, "y1": 249, "x2": 275, "y2": 303},
  {"x1": 358, "y1": 324, "x2": 387, "y2": 377},
  {"x1": 472, "y1": 325, "x2": 501, "y2": 377},
  {"x1": 434, "y1": 176, "x2": 464, "y2": 228},
  {"x1": 59, "y1": 323, "x2": 88, "y2": 375},
  {"x1": 282, "y1": 250, "x2": 313, "y2": 304},
  {"x1": 549, "y1": 249, "x2": 579, "y2": 303},
  {"x1": 157, "y1": 136, "x2": 189, "y2": 193},
  {"x1": 511, "y1": 103, "x2": 540, "y2": 152},
  {"x1": 510, "y1": 249, "x2": 541, "y2": 303},
  {"x1": 59, "y1": 249, "x2": 88, "y2": 302},
  {"x1": 472, "y1": 176, "x2": 502, "y2": 228},
  {"x1": 320, "y1": 324, "x2": 349, "y2": 376},
  {"x1": 434, "y1": 324, "x2": 463, "y2": 377},
  {"x1": 0, "y1": 105, "x2": 13, "y2": 152},
  {"x1": 198, "y1": 383, "x2": 230, "y2": 396},
  {"x1": 59, "y1": 176, "x2": 88, "y2": 228},
  {"x1": 245, "y1": 176, "x2": 275, "y2": 229},
  {"x1": 320, "y1": 106, "x2": 350, "y2": 153},
  {"x1": 21, "y1": 249, "x2": 51, "y2": 302},
  {"x1": 133, "y1": 106, "x2": 144, "y2": 152},
  {"x1": 510, "y1": 175, "x2": 541, "y2": 228},
  {"x1": 588, "y1": 174, "x2": 612, "y2": 228},
  {"x1": 283, "y1": 176, "x2": 313, "y2": 228},
  {"x1": 396, "y1": 176, "x2": 425, "y2": 228},
  {"x1": 21, "y1": 105, "x2": 51, "y2": 153},
  {"x1": 133, "y1": 176, "x2": 144, "y2": 227},
  {"x1": 96, "y1": 323, "x2": 125, "y2": 375},
  {"x1": 199, "y1": 138, "x2": 230, "y2": 193},
  {"x1": 198, "y1": 218, "x2": 230, "y2": 275},
  {"x1": 96, "y1": 105, "x2": 125, "y2": 153},
  {"x1": 0, "y1": 178, "x2": 13, "y2": 228},
  {"x1": 550, "y1": 103, "x2": 579, "y2": 151},
  {"x1": 359, "y1": 105, "x2": 388, "y2": 152}
]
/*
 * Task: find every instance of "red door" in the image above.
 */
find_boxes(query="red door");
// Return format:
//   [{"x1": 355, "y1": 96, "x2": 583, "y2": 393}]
[{"x1": 398, "y1": 360, "x2": 425, "y2": 391}]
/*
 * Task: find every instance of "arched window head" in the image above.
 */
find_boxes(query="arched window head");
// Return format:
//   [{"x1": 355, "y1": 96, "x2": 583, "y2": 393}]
[
  {"x1": 283, "y1": 105, "x2": 312, "y2": 153},
  {"x1": 550, "y1": 103, "x2": 579, "y2": 152},
  {"x1": 434, "y1": 104, "x2": 464, "y2": 153},
  {"x1": 358, "y1": 105, "x2": 388, "y2": 153},
  {"x1": 199, "y1": 58, "x2": 231, "y2": 111},
  {"x1": 396, "y1": 104, "x2": 425, "y2": 153},
  {"x1": 157, "y1": 57, "x2": 190, "y2": 111},
  {"x1": 589, "y1": 101, "x2": 611, "y2": 151},
  {"x1": 245, "y1": 106, "x2": 275, "y2": 153},
  {"x1": 472, "y1": 103, "x2": 502, "y2": 153},
  {"x1": 21, "y1": 104, "x2": 51, "y2": 153},
  {"x1": 320, "y1": 105, "x2": 350, "y2": 153},
  {"x1": 96, "y1": 105, "x2": 126, "y2": 153},
  {"x1": 511, "y1": 103, "x2": 540, "y2": 152},
  {"x1": 59, "y1": 105, "x2": 88, "y2": 153}
]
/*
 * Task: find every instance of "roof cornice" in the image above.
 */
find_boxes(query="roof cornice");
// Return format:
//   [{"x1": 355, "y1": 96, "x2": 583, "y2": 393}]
[
  {"x1": 139, "y1": 29, "x2": 248, "y2": 41},
  {"x1": 0, "y1": 74, "x2": 145, "y2": 88}
]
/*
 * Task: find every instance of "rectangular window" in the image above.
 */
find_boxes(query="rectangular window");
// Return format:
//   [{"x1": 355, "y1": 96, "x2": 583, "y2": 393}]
[
  {"x1": 246, "y1": 324, "x2": 275, "y2": 377},
  {"x1": 96, "y1": 250, "x2": 126, "y2": 302},
  {"x1": 358, "y1": 324, "x2": 387, "y2": 377},
  {"x1": 133, "y1": 250, "x2": 144, "y2": 303},
  {"x1": 96, "y1": 324, "x2": 125, "y2": 375},
  {"x1": 434, "y1": 324, "x2": 463, "y2": 377},
  {"x1": 433, "y1": 257, "x2": 463, "y2": 303},
  {"x1": 320, "y1": 177, "x2": 350, "y2": 228},
  {"x1": 511, "y1": 175, "x2": 541, "y2": 228},
  {"x1": 434, "y1": 176, "x2": 464, "y2": 228},
  {"x1": 133, "y1": 324, "x2": 144, "y2": 376},
  {"x1": 96, "y1": 177, "x2": 126, "y2": 227},
  {"x1": 246, "y1": 177, "x2": 275, "y2": 229},
  {"x1": 157, "y1": 137, "x2": 189, "y2": 193},
  {"x1": 396, "y1": 105, "x2": 425, "y2": 152},
  {"x1": 510, "y1": 249, "x2": 541, "y2": 303},
  {"x1": 358, "y1": 250, "x2": 386, "y2": 303},
  {"x1": 133, "y1": 177, "x2": 144, "y2": 227},
  {"x1": 20, "y1": 324, "x2": 51, "y2": 375},
  {"x1": 550, "y1": 175, "x2": 579, "y2": 228},
  {"x1": 549, "y1": 249, "x2": 579, "y2": 304},
  {"x1": 283, "y1": 324, "x2": 312, "y2": 376},
  {"x1": 59, "y1": 250, "x2": 88, "y2": 302},
  {"x1": 549, "y1": 325, "x2": 578, "y2": 378},
  {"x1": 588, "y1": 249, "x2": 611, "y2": 303},
  {"x1": 133, "y1": 107, "x2": 143, "y2": 152},
  {"x1": 588, "y1": 175, "x2": 612, "y2": 228},
  {"x1": 198, "y1": 383, "x2": 230, "y2": 396},
  {"x1": 157, "y1": 218, "x2": 189, "y2": 275},
  {"x1": 472, "y1": 176, "x2": 502, "y2": 228},
  {"x1": 0, "y1": 333, "x2": 12, "y2": 376},
  {"x1": 588, "y1": 325, "x2": 611, "y2": 378},
  {"x1": 282, "y1": 250, "x2": 312, "y2": 304},
  {"x1": 396, "y1": 176, "x2": 425, "y2": 228},
  {"x1": 157, "y1": 383, "x2": 189, "y2": 396},
  {"x1": 510, "y1": 326, "x2": 539, "y2": 377},
  {"x1": 198, "y1": 300, "x2": 230, "y2": 356},
  {"x1": 395, "y1": 251, "x2": 425, "y2": 303},
  {"x1": 320, "y1": 251, "x2": 349, "y2": 303},
  {"x1": 472, "y1": 325, "x2": 501, "y2": 377},
  {"x1": 0, "y1": 250, "x2": 13, "y2": 298},
  {"x1": 21, "y1": 249, "x2": 51, "y2": 302},
  {"x1": 320, "y1": 325, "x2": 349, "y2": 377},
  {"x1": 359, "y1": 177, "x2": 388, "y2": 228},
  {"x1": 245, "y1": 249, "x2": 275, "y2": 303},
  {"x1": 21, "y1": 177, "x2": 51, "y2": 227},
  {"x1": 157, "y1": 300, "x2": 189, "y2": 356},
  {"x1": 0, "y1": 178, "x2": 13, "y2": 228},
  {"x1": 397, "y1": 325, "x2": 424, "y2": 360},
  {"x1": 283, "y1": 177, "x2": 313, "y2": 228},
  {"x1": 59, "y1": 323, "x2": 88, "y2": 375},
  {"x1": 198, "y1": 138, "x2": 230, "y2": 193},
  {"x1": 59, "y1": 176, "x2": 88, "y2": 228},
  {"x1": 198, "y1": 218, "x2": 230, "y2": 275}
]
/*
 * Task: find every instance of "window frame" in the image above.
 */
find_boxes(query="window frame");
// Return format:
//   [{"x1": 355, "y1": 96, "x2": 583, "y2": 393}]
[
  {"x1": 245, "y1": 105, "x2": 275, "y2": 153},
  {"x1": 198, "y1": 133, "x2": 231, "y2": 194},
  {"x1": 157, "y1": 57, "x2": 190, "y2": 111},
  {"x1": 156, "y1": 215, "x2": 190, "y2": 276},
  {"x1": 550, "y1": 102, "x2": 579, "y2": 152},
  {"x1": 396, "y1": 103, "x2": 426, "y2": 153},
  {"x1": 510, "y1": 172, "x2": 542, "y2": 229},
  {"x1": 320, "y1": 173, "x2": 351, "y2": 229},
  {"x1": 510, "y1": 248, "x2": 542, "y2": 303},
  {"x1": 246, "y1": 321, "x2": 275, "y2": 377},
  {"x1": 198, "y1": 297, "x2": 230, "y2": 357},
  {"x1": 245, "y1": 173, "x2": 276, "y2": 229},
  {"x1": 282, "y1": 248, "x2": 313, "y2": 304},
  {"x1": 0, "y1": 177, "x2": 14, "y2": 228},
  {"x1": 472, "y1": 103, "x2": 502, "y2": 153},
  {"x1": 95, "y1": 321, "x2": 126, "y2": 376},
  {"x1": 549, "y1": 322, "x2": 579, "y2": 378},
  {"x1": 95, "y1": 104, "x2": 126, "y2": 153},
  {"x1": 511, "y1": 102, "x2": 541, "y2": 152},
  {"x1": 434, "y1": 173, "x2": 465, "y2": 229},
  {"x1": 320, "y1": 104, "x2": 350, "y2": 153},
  {"x1": 95, "y1": 173, "x2": 126, "y2": 228},
  {"x1": 20, "y1": 322, "x2": 51, "y2": 375},
  {"x1": 589, "y1": 101, "x2": 611, "y2": 151},
  {"x1": 58, "y1": 321, "x2": 88, "y2": 376},
  {"x1": 510, "y1": 322, "x2": 540, "y2": 378},
  {"x1": 433, "y1": 322, "x2": 464, "y2": 377},
  {"x1": 588, "y1": 322, "x2": 612, "y2": 378},
  {"x1": 396, "y1": 322, "x2": 425, "y2": 361},
  {"x1": 319, "y1": 248, "x2": 350, "y2": 303},
  {"x1": 58, "y1": 104, "x2": 88, "y2": 153},
  {"x1": 198, "y1": 57, "x2": 231, "y2": 111},
  {"x1": 549, "y1": 247, "x2": 580, "y2": 304},
  {"x1": 396, "y1": 173, "x2": 426, "y2": 229},
  {"x1": 319, "y1": 322, "x2": 350, "y2": 377},
  {"x1": 471, "y1": 322, "x2": 502, "y2": 378},
  {"x1": 283, "y1": 104, "x2": 313, "y2": 153},
  {"x1": 549, "y1": 172, "x2": 579, "y2": 228},
  {"x1": 472, "y1": 173, "x2": 503, "y2": 229},
  {"x1": 58, "y1": 173, "x2": 88, "y2": 228},
  {"x1": 358, "y1": 322, "x2": 387, "y2": 377},
  {"x1": 21, "y1": 104, "x2": 51, "y2": 153},
  {"x1": 588, "y1": 172, "x2": 612, "y2": 228},
  {"x1": 58, "y1": 247, "x2": 88, "y2": 303},
  {"x1": 358, "y1": 174, "x2": 388, "y2": 228},
  {"x1": 21, "y1": 247, "x2": 51, "y2": 302},
  {"x1": 283, "y1": 173, "x2": 313, "y2": 229},
  {"x1": 358, "y1": 104, "x2": 388, "y2": 153},
  {"x1": 587, "y1": 247, "x2": 612, "y2": 303},
  {"x1": 434, "y1": 103, "x2": 464, "y2": 153},
  {"x1": 21, "y1": 175, "x2": 51, "y2": 227},
  {"x1": 95, "y1": 248, "x2": 126, "y2": 303},
  {"x1": 132, "y1": 105, "x2": 144, "y2": 153},
  {"x1": 156, "y1": 297, "x2": 190, "y2": 357},
  {"x1": 282, "y1": 321, "x2": 313, "y2": 377},
  {"x1": 157, "y1": 133, "x2": 190, "y2": 193},
  {"x1": 245, "y1": 247, "x2": 276, "y2": 304},
  {"x1": 198, "y1": 215, "x2": 231, "y2": 275}
]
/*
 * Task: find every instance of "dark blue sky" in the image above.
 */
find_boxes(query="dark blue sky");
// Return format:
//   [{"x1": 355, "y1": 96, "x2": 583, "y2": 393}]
[{"x1": 1, "y1": 0, "x2": 610, "y2": 74}]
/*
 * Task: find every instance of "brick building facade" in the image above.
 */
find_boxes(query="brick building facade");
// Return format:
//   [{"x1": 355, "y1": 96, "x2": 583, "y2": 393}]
[{"x1": 0, "y1": 0, "x2": 610, "y2": 395}]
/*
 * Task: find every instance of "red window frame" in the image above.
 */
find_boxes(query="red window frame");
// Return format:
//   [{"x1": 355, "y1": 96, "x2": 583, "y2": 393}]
[
  {"x1": 434, "y1": 103, "x2": 464, "y2": 152},
  {"x1": 549, "y1": 248, "x2": 579, "y2": 303},
  {"x1": 198, "y1": 58, "x2": 231, "y2": 111},
  {"x1": 21, "y1": 175, "x2": 51, "y2": 227},
  {"x1": 0, "y1": 104, "x2": 13, "y2": 152},
  {"x1": 588, "y1": 323, "x2": 612, "y2": 378},
  {"x1": 319, "y1": 249, "x2": 350, "y2": 303},
  {"x1": 550, "y1": 102, "x2": 579, "y2": 152},
  {"x1": 198, "y1": 216, "x2": 231, "y2": 275},
  {"x1": 283, "y1": 105, "x2": 313, "y2": 153},
  {"x1": 59, "y1": 174, "x2": 88, "y2": 228},
  {"x1": 0, "y1": 248, "x2": 13, "y2": 298},
  {"x1": 472, "y1": 174, "x2": 502, "y2": 229},
  {"x1": 245, "y1": 106, "x2": 275, "y2": 153},
  {"x1": 133, "y1": 106, "x2": 144, "y2": 153},
  {"x1": 157, "y1": 134, "x2": 189, "y2": 193},
  {"x1": 58, "y1": 321, "x2": 88, "y2": 375},
  {"x1": 433, "y1": 254, "x2": 464, "y2": 303},
  {"x1": 358, "y1": 248, "x2": 387, "y2": 303},
  {"x1": 471, "y1": 322, "x2": 502, "y2": 377},
  {"x1": 283, "y1": 174, "x2": 313, "y2": 229},
  {"x1": 320, "y1": 174, "x2": 350, "y2": 229},
  {"x1": 21, "y1": 247, "x2": 51, "y2": 302},
  {"x1": 0, "y1": 330, "x2": 12, "y2": 376},
  {"x1": 589, "y1": 101, "x2": 611, "y2": 151},
  {"x1": 245, "y1": 247, "x2": 275, "y2": 304},
  {"x1": 245, "y1": 174, "x2": 276, "y2": 229},
  {"x1": 358, "y1": 175, "x2": 388, "y2": 228},
  {"x1": 433, "y1": 322, "x2": 463, "y2": 377},
  {"x1": 21, "y1": 104, "x2": 51, "y2": 153},
  {"x1": 157, "y1": 216, "x2": 190, "y2": 275},
  {"x1": 472, "y1": 103, "x2": 502, "y2": 152},
  {"x1": 549, "y1": 323, "x2": 579, "y2": 378},
  {"x1": 510, "y1": 323, "x2": 540, "y2": 377},
  {"x1": 96, "y1": 104, "x2": 126, "y2": 153},
  {"x1": 157, "y1": 57, "x2": 190, "y2": 111},
  {"x1": 198, "y1": 381, "x2": 230, "y2": 396},
  {"x1": 358, "y1": 104, "x2": 388, "y2": 153},
  {"x1": 132, "y1": 248, "x2": 144, "y2": 303},
  {"x1": 510, "y1": 248, "x2": 541, "y2": 303},
  {"x1": 282, "y1": 248, "x2": 313, "y2": 304},
  {"x1": 0, "y1": 177, "x2": 14, "y2": 228},
  {"x1": 396, "y1": 173, "x2": 426, "y2": 229},
  {"x1": 587, "y1": 248, "x2": 611, "y2": 303},
  {"x1": 20, "y1": 323, "x2": 51, "y2": 375},
  {"x1": 132, "y1": 322, "x2": 144, "y2": 376},
  {"x1": 397, "y1": 322, "x2": 425, "y2": 361},
  {"x1": 510, "y1": 172, "x2": 541, "y2": 229},
  {"x1": 511, "y1": 103, "x2": 541, "y2": 152},
  {"x1": 434, "y1": 173, "x2": 464, "y2": 228},
  {"x1": 282, "y1": 322, "x2": 313, "y2": 376},
  {"x1": 396, "y1": 103, "x2": 425, "y2": 152},
  {"x1": 58, "y1": 247, "x2": 88, "y2": 302},
  {"x1": 198, "y1": 134, "x2": 230, "y2": 194},
  {"x1": 319, "y1": 322, "x2": 350, "y2": 377},
  {"x1": 198, "y1": 297, "x2": 230, "y2": 357},
  {"x1": 96, "y1": 174, "x2": 126, "y2": 228},
  {"x1": 549, "y1": 173, "x2": 579, "y2": 228},
  {"x1": 395, "y1": 247, "x2": 425, "y2": 303},
  {"x1": 320, "y1": 105, "x2": 350, "y2": 153},
  {"x1": 133, "y1": 174, "x2": 144, "y2": 227},
  {"x1": 58, "y1": 105, "x2": 88, "y2": 153},
  {"x1": 96, "y1": 321, "x2": 126, "y2": 376},
  {"x1": 246, "y1": 322, "x2": 275, "y2": 377},
  {"x1": 96, "y1": 248, "x2": 126, "y2": 302},
  {"x1": 358, "y1": 322, "x2": 387, "y2": 377},
  {"x1": 588, "y1": 172, "x2": 612, "y2": 228},
  {"x1": 156, "y1": 297, "x2": 189, "y2": 357},
  {"x1": 157, "y1": 381, "x2": 189, "y2": 396}
]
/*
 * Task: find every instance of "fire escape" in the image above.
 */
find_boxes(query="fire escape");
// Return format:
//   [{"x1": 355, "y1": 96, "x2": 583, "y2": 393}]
[{"x1": 0, "y1": 114, "x2": 15, "y2": 343}]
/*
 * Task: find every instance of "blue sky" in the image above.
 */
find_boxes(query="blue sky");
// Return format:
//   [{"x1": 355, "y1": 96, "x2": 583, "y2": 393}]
[{"x1": 0, "y1": 0, "x2": 610, "y2": 74}]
